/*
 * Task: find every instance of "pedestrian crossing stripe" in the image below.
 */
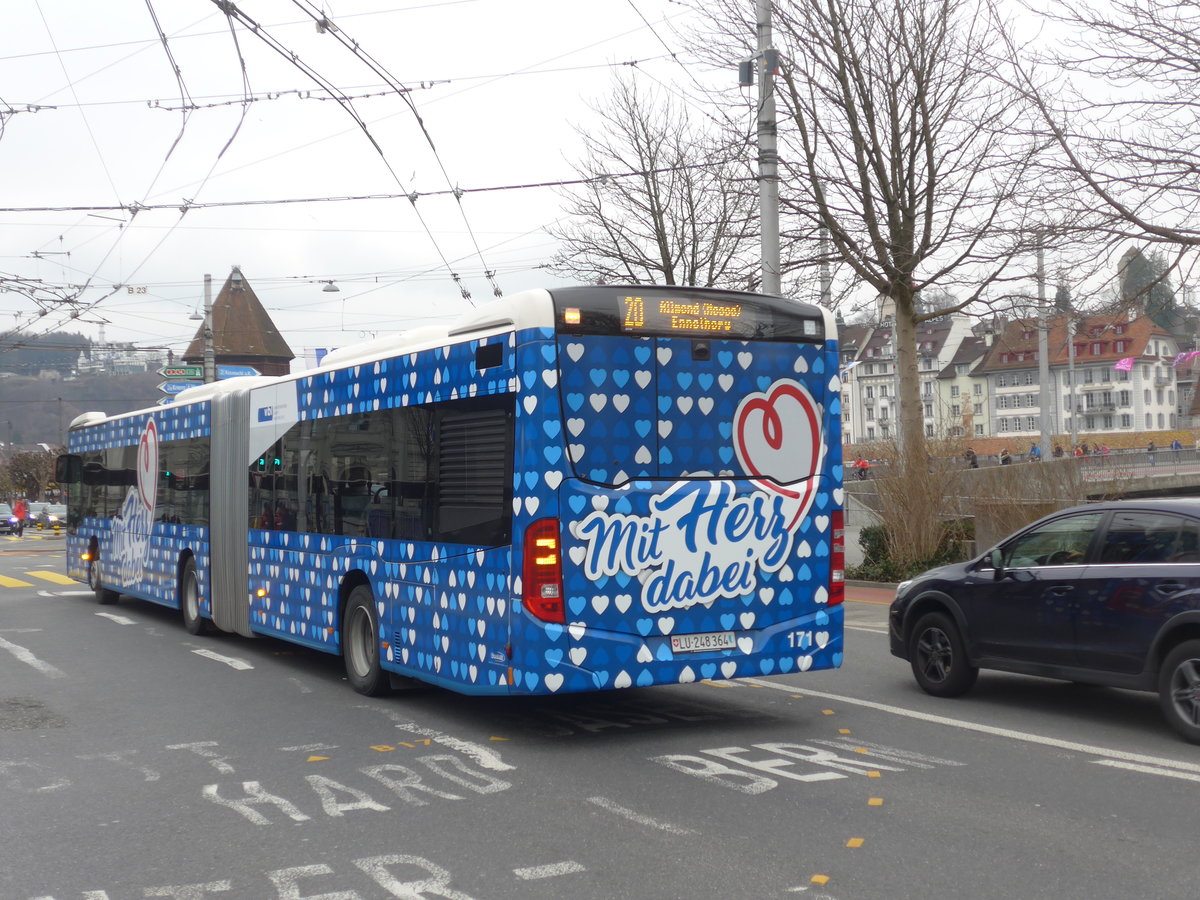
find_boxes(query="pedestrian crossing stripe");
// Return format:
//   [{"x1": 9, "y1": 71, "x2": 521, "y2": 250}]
[
  {"x1": 0, "y1": 575, "x2": 34, "y2": 588},
  {"x1": 26, "y1": 572, "x2": 77, "y2": 585}
]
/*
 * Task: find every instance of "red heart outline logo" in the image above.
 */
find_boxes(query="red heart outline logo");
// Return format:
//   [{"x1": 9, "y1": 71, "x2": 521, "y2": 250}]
[{"x1": 733, "y1": 379, "x2": 825, "y2": 527}]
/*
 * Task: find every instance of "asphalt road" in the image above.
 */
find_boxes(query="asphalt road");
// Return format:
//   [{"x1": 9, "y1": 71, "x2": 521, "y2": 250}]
[{"x1": 1, "y1": 538, "x2": 1197, "y2": 900}]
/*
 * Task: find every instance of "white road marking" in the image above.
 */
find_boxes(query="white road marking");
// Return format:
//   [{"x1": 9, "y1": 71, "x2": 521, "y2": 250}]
[
  {"x1": 55, "y1": 589, "x2": 95, "y2": 597},
  {"x1": 586, "y1": 796, "x2": 698, "y2": 835},
  {"x1": 742, "y1": 678, "x2": 1200, "y2": 775},
  {"x1": 1092, "y1": 759, "x2": 1200, "y2": 782},
  {"x1": 513, "y1": 861, "x2": 586, "y2": 880},
  {"x1": 95, "y1": 612, "x2": 137, "y2": 625},
  {"x1": 846, "y1": 624, "x2": 888, "y2": 634},
  {"x1": 0, "y1": 634, "x2": 66, "y2": 679},
  {"x1": 370, "y1": 710, "x2": 516, "y2": 772},
  {"x1": 191, "y1": 648, "x2": 254, "y2": 670}
]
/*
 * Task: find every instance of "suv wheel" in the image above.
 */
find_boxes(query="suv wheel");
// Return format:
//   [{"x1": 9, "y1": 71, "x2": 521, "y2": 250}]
[
  {"x1": 1158, "y1": 639, "x2": 1200, "y2": 744},
  {"x1": 909, "y1": 611, "x2": 978, "y2": 697}
]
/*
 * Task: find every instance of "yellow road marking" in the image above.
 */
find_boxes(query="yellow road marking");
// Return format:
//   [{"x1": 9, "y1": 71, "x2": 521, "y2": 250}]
[
  {"x1": 25, "y1": 571, "x2": 78, "y2": 585},
  {"x1": 489, "y1": 736, "x2": 509, "y2": 741},
  {"x1": 371, "y1": 745, "x2": 395, "y2": 752},
  {"x1": 868, "y1": 797, "x2": 884, "y2": 806},
  {"x1": 0, "y1": 575, "x2": 34, "y2": 587},
  {"x1": 821, "y1": 709, "x2": 835, "y2": 716},
  {"x1": 307, "y1": 755, "x2": 329, "y2": 762},
  {"x1": 846, "y1": 837, "x2": 865, "y2": 848},
  {"x1": 838, "y1": 728, "x2": 852, "y2": 735},
  {"x1": 810, "y1": 874, "x2": 830, "y2": 886}
]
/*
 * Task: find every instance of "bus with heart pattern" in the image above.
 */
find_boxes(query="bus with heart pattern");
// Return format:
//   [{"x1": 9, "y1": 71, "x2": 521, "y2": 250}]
[{"x1": 55, "y1": 285, "x2": 844, "y2": 695}]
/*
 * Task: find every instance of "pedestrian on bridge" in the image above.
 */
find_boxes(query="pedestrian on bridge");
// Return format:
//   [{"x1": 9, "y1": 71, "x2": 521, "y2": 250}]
[{"x1": 1148, "y1": 440, "x2": 1157, "y2": 466}]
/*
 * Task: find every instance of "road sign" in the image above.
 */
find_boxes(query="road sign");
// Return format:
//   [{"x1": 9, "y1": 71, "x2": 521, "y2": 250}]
[
  {"x1": 158, "y1": 380, "x2": 203, "y2": 395},
  {"x1": 159, "y1": 365, "x2": 203, "y2": 379},
  {"x1": 217, "y1": 364, "x2": 260, "y2": 379}
]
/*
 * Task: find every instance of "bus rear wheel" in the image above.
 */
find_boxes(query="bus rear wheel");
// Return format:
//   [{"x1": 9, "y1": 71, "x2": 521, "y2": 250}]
[
  {"x1": 180, "y1": 558, "x2": 208, "y2": 635},
  {"x1": 343, "y1": 585, "x2": 388, "y2": 696},
  {"x1": 88, "y1": 556, "x2": 119, "y2": 605}
]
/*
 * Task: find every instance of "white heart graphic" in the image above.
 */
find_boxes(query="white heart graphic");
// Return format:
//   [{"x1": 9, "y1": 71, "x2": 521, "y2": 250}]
[
  {"x1": 657, "y1": 617, "x2": 675, "y2": 635},
  {"x1": 567, "y1": 343, "x2": 585, "y2": 361},
  {"x1": 592, "y1": 595, "x2": 610, "y2": 615},
  {"x1": 614, "y1": 594, "x2": 632, "y2": 613},
  {"x1": 798, "y1": 655, "x2": 813, "y2": 671},
  {"x1": 816, "y1": 631, "x2": 830, "y2": 649},
  {"x1": 545, "y1": 673, "x2": 564, "y2": 692},
  {"x1": 814, "y1": 586, "x2": 828, "y2": 605},
  {"x1": 678, "y1": 666, "x2": 696, "y2": 683},
  {"x1": 739, "y1": 612, "x2": 756, "y2": 629},
  {"x1": 637, "y1": 644, "x2": 653, "y2": 663},
  {"x1": 589, "y1": 394, "x2": 607, "y2": 412},
  {"x1": 569, "y1": 647, "x2": 588, "y2": 665},
  {"x1": 568, "y1": 622, "x2": 586, "y2": 640},
  {"x1": 721, "y1": 661, "x2": 737, "y2": 679},
  {"x1": 614, "y1": 670, "x2": 633, "y2": 689},
  {"x1": 737, "y1": 637, "x2": 754, "y2": 654}
]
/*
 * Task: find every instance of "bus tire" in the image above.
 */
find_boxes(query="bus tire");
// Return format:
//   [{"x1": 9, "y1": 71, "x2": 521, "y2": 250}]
[
  {"x1": 88, "y1": 556, "x2": 119, "y2": 605},
  {"x1": 343, "y1": 585, "x2": 388, "y2": 696},
  {"x1": 180, "y1": 558, "x2": 208, "y2": 635}
]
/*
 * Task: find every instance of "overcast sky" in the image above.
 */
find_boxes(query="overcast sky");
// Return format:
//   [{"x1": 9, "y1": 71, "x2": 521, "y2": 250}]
[{"x1": 1, "y1": 0, "x2": 720, "y2": 366}]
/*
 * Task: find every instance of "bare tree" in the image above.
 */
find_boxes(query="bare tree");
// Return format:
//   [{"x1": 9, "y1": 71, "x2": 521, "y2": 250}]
[
  {"x1": 687, "y1": 0, "x2": 1052, "y2": 476},
  {"x1": 1017, "y1": 0, "x2": 1200, "y2": 249},
  {"x1": 547, "y1": 76, "x2": 761, "y2": 289}
]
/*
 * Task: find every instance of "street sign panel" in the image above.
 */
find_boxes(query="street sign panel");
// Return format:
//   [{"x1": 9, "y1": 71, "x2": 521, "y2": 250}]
[
  {"x1": 158, "y1": 380, "x2": 203, "y2": 395},
  {"x1": 217, "y1": 364, "x2": 260, "y2": 379},
  {"x1": 159, "y1": 365, "x2": 203, "y2": 379}
]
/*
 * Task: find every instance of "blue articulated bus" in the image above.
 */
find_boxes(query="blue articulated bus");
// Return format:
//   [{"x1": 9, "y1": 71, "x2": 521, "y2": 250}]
[{"x1": 56, "y1": 285, "x2": 844, "y2": 696}]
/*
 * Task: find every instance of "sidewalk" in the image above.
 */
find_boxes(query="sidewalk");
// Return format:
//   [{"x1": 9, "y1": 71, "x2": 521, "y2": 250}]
[{"x1": 845, "y1": 580, "x2": 896, "y2": 605}]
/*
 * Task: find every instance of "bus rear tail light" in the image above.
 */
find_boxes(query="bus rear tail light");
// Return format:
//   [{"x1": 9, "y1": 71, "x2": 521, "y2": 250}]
[
  {"x1": 522, "y1": 518, "x2": 564, "y2": 624},
  {"x1": 829, "y1": 508, "x2": 845, "y2": 606}
]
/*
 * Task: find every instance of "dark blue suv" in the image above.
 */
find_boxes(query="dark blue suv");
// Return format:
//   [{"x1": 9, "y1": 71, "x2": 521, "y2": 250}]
[{"x1": 889, "y1": 499, "x2": 1200, "y2": 743}]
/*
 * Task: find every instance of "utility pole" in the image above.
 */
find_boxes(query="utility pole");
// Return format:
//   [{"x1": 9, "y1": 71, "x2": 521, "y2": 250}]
[
  {"x1": 203, "y1": 273, "x2": 215, "y2": 384},
  {"x1": 1037, "y1": 240, "x2": 1052, "y2": 456},
  {"x1": 758, "y1": 0, "x2": 780, "y2": 295},
  {"x1": 740, "y1": 0, "x2": 781, "y2": 295}
]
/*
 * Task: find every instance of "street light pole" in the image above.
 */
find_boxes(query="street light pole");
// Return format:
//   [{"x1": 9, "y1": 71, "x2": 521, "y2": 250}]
[{"x1": 203, "y1": 273, "x2": 215, "y2": 384}]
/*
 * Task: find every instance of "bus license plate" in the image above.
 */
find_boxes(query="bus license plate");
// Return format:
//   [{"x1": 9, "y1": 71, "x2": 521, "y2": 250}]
[{"x1": 670, "y1": 631, "x2": 736, "y2": 654}]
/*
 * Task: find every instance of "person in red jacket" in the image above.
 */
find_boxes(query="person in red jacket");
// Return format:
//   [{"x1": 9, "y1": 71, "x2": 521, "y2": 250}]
[{"x1": 12, "y1": 498, "x2": 26, "y2": 536}]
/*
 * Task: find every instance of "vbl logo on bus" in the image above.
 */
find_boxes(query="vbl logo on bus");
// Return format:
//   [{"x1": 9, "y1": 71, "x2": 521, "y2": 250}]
[{"x1": 576, "y1": 378, "x2": 826, "y2": 615}]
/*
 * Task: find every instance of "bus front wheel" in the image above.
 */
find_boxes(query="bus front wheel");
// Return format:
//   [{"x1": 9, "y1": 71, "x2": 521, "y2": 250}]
[
  {"x1": 88, "y1": 556, "x2": 119, "y2": 605},
  {"x1": 343, "y1": 585, "x2": 388, "y2": 696},
  {"x1": 180, "y1": 558, "x2": 208, "y2": 635}
]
